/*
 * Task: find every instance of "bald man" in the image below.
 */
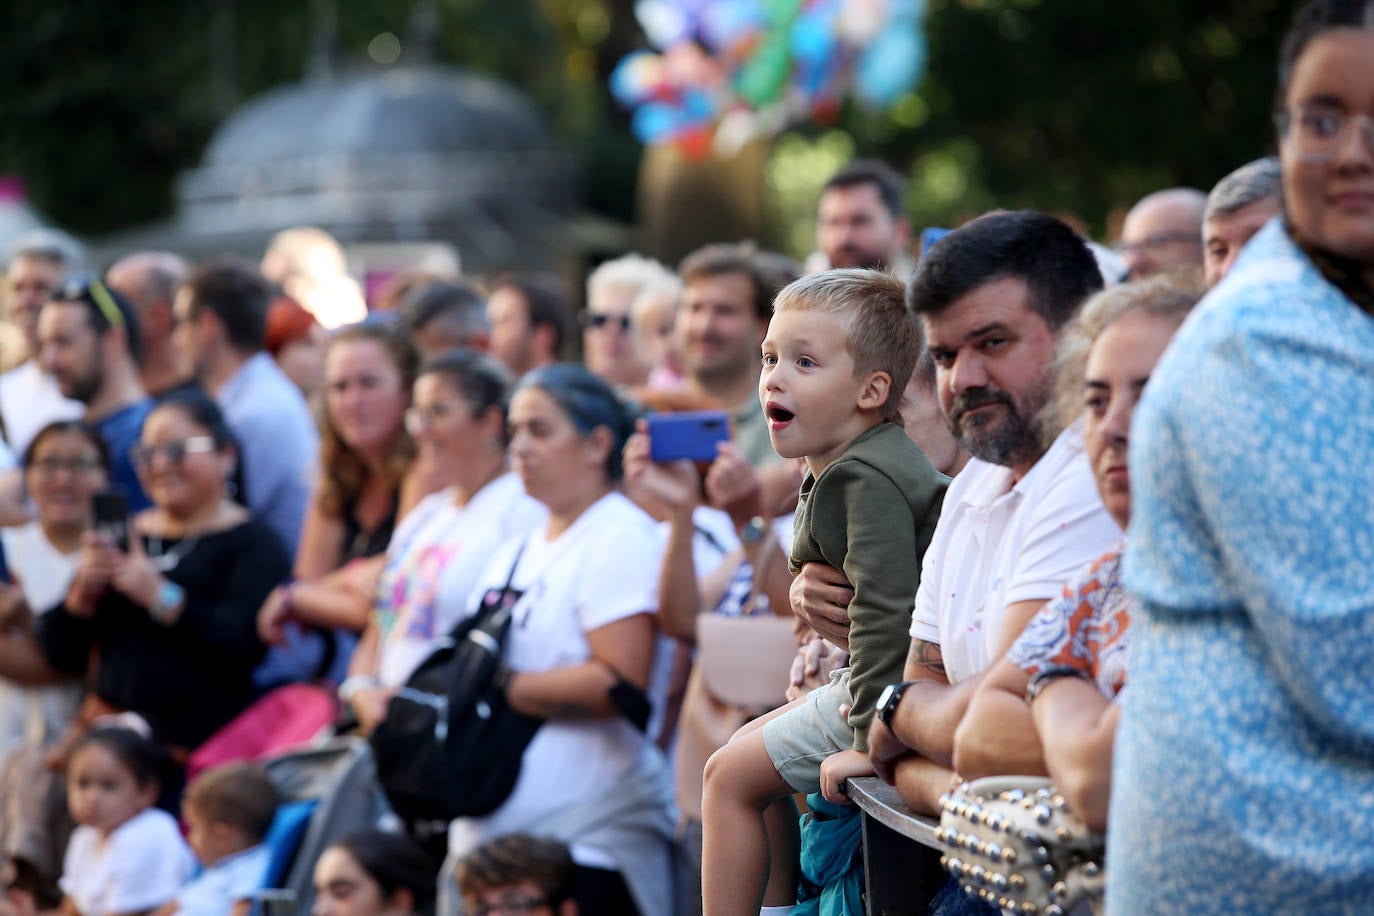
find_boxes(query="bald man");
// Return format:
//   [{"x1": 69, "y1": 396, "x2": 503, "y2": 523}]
[
  {"x1": 1118, "y1": 187, "x2": 1206, "y2": 279},
  {"x1": 106, "y1": 251, "x2": 191, "y2": 396}
]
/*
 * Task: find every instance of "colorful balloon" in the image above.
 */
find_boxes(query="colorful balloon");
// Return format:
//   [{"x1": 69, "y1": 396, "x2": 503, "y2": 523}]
[{"x1": 613, "y1": 0, "x2": 928, "y2": 155}]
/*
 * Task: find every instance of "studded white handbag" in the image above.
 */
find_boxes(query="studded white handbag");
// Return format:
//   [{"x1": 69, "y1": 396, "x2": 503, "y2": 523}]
[{"x1": 936, "y1": 776, "x2": 1105, "y2": 916}]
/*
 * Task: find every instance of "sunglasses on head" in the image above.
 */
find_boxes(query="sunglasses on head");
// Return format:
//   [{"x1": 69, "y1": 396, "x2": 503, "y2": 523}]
[{"x1": 58, "y1": 276, "x2": 126, "y2": 330}]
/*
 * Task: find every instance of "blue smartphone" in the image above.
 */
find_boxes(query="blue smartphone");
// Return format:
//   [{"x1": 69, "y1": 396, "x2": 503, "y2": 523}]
[{"x1": 647, "y1": 411, "x2": 731, "y2": 463}]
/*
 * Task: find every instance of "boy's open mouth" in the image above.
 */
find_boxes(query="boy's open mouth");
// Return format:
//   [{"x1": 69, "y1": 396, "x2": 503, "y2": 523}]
[{"x1": 766, "y1": 404, "x2": 795, "y2": 424}]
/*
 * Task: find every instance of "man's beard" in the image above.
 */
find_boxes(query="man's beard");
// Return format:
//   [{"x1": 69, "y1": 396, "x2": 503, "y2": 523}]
[
  {"x1": 62, "y1": 355, "x2": 104, "y2": 406},
  {"x1": 945, "y1": 379, "x2": 1050, "y2": 469},
  {"x1": 685, "y1": 334, "x2": 749, "y2": 385}
]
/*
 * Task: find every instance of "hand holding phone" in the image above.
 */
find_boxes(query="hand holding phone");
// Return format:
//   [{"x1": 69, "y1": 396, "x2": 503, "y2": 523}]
[{"x1": 91, "y1": 491, "x2": 129, "y2": 553}]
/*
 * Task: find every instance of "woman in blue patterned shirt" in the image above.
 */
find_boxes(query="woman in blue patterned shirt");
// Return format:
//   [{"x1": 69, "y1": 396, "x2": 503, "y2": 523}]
[{"x1": 1115, "y1": 1, "x2": 1374, "y2": 911}]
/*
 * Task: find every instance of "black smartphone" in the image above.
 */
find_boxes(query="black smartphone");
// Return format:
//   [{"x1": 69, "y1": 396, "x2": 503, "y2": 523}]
[
  {"x1": 646, "y1": 411, "x2": 732, "y2": 463},
  {"x1": 91, "y1": 491, "x2": 129, "y2": 552}
]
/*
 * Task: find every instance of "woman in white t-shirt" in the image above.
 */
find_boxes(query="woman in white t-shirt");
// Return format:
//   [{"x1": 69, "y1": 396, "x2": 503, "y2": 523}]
[
  {"x1": 444, "y1": 364, "x2": 673, "y2": 916},
  {"x1": 0, "y1": 421, "x2": 107, "y2": 753},
  {"x1": 339, "y1": 349, "x2": 544, "y2": 734}
]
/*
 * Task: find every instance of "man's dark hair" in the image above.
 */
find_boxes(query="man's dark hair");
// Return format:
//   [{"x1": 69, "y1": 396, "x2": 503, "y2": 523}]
[
  {"x1": 491, "y1": 273, "x2": 571, "y2": 356},
  {"x1": 401, "y1": 279, "x2": 485, "y2": 335},
  {"x1": 184, "y1": 260, "x2": 270, "y2": 353},
  {"x1": 908, "y1": 210, "x2": 1104, "y2": 333},
  {"x1": 49, "y1": 279, "x2": 143, "y2": 364},
  {"x1": 678, "y1": 242, "x2": 782, "y2": 322},
  {"x1": 822, "y1": 159, "x2": 907, "y2": 220}
]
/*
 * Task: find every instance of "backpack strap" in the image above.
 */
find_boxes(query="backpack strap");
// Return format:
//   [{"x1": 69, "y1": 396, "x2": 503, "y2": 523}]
[{"x1": 447, "y1": 540, "x2": 528, "y2": 640}]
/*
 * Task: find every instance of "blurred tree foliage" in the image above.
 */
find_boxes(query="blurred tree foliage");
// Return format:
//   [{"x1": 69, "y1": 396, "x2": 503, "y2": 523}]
[
  {"x1": 0, "y1": 0, "x2": 1299, "y2": 251},
  {"x1": 0, "y1": 0, "x2": 642, "y2": 236},
  {"x1": 769, "y1": 0, "x2": 1301, "y2": 252}
]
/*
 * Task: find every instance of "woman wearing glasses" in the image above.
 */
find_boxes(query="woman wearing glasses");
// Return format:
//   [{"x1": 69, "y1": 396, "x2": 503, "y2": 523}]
[
  {"x1": 1111, "y1": 1, "x2": 1374, "y2": 910},
  {"x1": 339, "y1": 349, "x2": 544, "y2": 736},
  {"x1": 0, "y1": 422, "x2": 107, "y2": 754},
  {"x1": 35, "y1": 390, "x2": 290, "y2": 753}
]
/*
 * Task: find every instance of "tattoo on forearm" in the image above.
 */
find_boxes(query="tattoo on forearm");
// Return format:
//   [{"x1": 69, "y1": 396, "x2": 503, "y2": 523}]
[
  {"x1": 908, "y1": 639, "x2": 946, "y2": 676},
  {"x1": 551, "y1": 702, "x2": 600, "y2": 720}
]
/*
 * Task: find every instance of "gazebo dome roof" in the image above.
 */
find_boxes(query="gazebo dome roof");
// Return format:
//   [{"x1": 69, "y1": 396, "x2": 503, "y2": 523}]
[
  {"x1": 170, "y1": 64, "x2": 579, "y2": 267},
  {"x1": 201, "y1": 66, "x2": 552, "y2": 165}
]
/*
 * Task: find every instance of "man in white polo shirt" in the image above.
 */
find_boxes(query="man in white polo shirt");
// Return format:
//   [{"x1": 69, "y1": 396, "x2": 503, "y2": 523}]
[{"x1": 791, "y1": 211, "x2": 1122, "y2": 819}]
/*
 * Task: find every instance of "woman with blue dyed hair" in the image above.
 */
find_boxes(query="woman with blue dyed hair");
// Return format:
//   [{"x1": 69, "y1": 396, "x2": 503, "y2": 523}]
[{"x1": 441, "y1": 364, "x2": 674, "y2": 916}]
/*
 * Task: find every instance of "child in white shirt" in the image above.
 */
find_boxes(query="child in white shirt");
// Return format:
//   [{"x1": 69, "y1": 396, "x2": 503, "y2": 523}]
[{"x1": 60, "y1": 723, "x2": 195, "y2": 916}]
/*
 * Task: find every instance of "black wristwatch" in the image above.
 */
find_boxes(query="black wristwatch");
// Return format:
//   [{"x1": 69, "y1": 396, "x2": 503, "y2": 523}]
[
  {"x1": 1025, "y1": 665, "x2": 1090, "y2": 704},
  {"x1": 877, "y1": 679, "x2": 918, "y2": 729}
]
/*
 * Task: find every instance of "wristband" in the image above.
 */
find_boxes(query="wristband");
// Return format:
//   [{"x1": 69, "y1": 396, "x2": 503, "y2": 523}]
[
  {"x1": 148, "y1": 579, "x2": 185, "y2": 626},
  {"x1": 1025, "y1": 665, "x2": 1090, "y2": 704},
  {"x1": 338, "y1": 675, "x2": 379, "y2": 703}
]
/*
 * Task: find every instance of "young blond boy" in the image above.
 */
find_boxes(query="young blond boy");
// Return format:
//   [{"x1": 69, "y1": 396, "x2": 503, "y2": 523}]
[
  {"x1": 701, "y1": 269, "x2": 947, "y2": 915},
  {"x1": 155, "y1": 763, "x2": 279, "y2": 916}
]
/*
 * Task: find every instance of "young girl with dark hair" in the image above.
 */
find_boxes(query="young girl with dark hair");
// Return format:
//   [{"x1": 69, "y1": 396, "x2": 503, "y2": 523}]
[{"x1": 59, "y1": 722, "x2": 194, "y2": 914}]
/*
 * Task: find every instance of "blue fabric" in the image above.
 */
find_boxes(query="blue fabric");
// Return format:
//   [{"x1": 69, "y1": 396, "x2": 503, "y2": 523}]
[
  {"x1": 260, "y1": 799, "x2": 318, "y2": 888},
  {"x1": 1116, "y1": 219, "x2": 1374, "y2": 912},
  {"x1": 216, "y1": 352, "x2": 317, "y2": 556},
  {"x1": 927, "y1": 876, "x2": 999, "y2": 916},
  {"x1": 96, "y1": 398, "x2": 153, "y2": 511},
  {"x1": 792, "y1": 793, "x2": 863, "y2": 916},
  {"x1": 176, "y1": 844, "x2": 271, "y2": 916}
]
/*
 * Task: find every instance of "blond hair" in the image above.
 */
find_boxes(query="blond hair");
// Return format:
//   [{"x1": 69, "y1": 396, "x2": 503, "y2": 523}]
[
  {"x1": 1045, "y1": 271, "x2": 1205, "y2": 442},
  {"x1": 773, "y1": 268, "x2": 921, "y2": 423}
]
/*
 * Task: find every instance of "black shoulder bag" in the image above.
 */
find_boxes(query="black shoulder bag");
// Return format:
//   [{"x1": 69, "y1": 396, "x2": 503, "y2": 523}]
[{"x1": 370, "y1": 543, "x2": 543, "y2": 822}]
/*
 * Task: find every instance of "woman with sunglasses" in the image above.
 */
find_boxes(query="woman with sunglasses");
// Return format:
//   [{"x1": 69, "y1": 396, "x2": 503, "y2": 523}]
[
  {"x1": 35, "y1": 390, "x2": 290, "y2": 755},
  {"x1": 1110, "y1": 1, "x2": 1374, "y2": 910}
]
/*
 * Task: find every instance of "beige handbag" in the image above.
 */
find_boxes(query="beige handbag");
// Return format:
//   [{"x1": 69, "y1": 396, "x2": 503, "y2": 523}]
[{"x1": 674, "y1": 613, "x2": 797, "y2": 821}]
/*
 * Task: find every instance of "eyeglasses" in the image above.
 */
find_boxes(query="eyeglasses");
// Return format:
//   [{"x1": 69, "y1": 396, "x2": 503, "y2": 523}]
[
  {"x1": 404, "y1": 401, "x2": 473, "y2": 436},
  {"x1": 1276, "y1": 105, "x2": 1374, "y2": 163},
  {"x1": 583, "y1": 312, "x2": 632, "y2": 333},
  {"x1": 28, "y1": 455, "x2": 104, "y2": 476},
  {"x1": 130, "y1": 436, "x2": 217, "y2": 468},
  {"x1": 1116, "y1": 232, "x2": 1202, "y2": 257},
  {"x1": 58, "y1": 276, "x2": 126, "y2": 330},
  {"x1": 470, "y1": 896, "x2": 551, "y2": 916}
]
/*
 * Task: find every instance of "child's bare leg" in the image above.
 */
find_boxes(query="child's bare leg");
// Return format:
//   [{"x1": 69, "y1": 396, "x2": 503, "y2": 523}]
[
  {"x1": 761, "y1": 796, "x2": 801, "y2": 906},
  {"x1": 701, "y1": 727, "x2": 796, "y2": 916}
]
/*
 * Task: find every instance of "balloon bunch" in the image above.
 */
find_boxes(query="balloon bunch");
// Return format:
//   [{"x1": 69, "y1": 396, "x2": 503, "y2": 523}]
[{"x1": 610, "y1": 0, "x2": 927, "y2": 158}]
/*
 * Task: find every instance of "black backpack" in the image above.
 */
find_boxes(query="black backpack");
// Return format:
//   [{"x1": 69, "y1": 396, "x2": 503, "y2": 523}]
[{"x1": 370, "y1": 545, "x2": 542, "y2": 822}]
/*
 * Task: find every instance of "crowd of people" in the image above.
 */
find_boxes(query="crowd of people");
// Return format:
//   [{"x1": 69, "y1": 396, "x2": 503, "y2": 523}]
[{"x1": 0, "y1": 0, "x2": 1368, "y2": 913}]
